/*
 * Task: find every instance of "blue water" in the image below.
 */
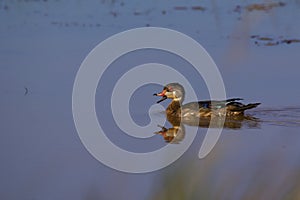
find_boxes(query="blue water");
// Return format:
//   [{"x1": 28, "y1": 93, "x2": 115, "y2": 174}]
[{"x1": 1, "y1": 0, "x2": 300, "y2": 199}]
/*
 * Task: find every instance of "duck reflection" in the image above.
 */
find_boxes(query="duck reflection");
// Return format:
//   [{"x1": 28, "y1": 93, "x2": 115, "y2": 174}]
[
  {"x1": 155, "y1": 124, "x2": 185, "y2": 144},
  {"x1": 153, "y1": 83, "x2": 261, "y2": 143},
  {"x1": 155, "y1": 114, "x2": 260, "y2": 143}
]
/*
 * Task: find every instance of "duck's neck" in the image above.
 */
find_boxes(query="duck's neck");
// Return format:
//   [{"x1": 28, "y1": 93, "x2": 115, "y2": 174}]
[{"x1": 166, "y1": 100, "x2": 181, "y2": 116}]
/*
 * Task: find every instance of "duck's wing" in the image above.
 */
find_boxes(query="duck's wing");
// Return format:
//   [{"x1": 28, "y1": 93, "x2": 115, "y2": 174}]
[
  {"x1": 197, "y1": 98, "x2": 243, "y2": 109},
  {"x1": 225, "y1": 98, "x2": 243, "y2": 102}
]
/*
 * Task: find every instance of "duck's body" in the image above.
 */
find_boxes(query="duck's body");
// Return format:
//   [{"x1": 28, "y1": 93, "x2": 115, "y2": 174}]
[
  {"x1": 154, "y1": 83, "x2": 260, "y2": 119},
  {"x1": 167, "y1": 98, "x2": 260, "y2": 118}
]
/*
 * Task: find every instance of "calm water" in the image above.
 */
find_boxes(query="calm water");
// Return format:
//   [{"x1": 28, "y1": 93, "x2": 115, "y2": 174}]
[{"x1": 1, "y1": 0, "x2": 300, "y2": 199}]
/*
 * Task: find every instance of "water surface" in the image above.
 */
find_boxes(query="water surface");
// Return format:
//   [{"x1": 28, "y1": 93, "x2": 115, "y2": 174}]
[{"x1": 1, "y1": 0, "x2": 300, "y2": 199}]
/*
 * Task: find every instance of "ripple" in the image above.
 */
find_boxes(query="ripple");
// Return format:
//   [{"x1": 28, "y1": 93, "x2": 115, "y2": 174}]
[{"x1": 253, "y1": 107, "x2": 300, "y2": 127}]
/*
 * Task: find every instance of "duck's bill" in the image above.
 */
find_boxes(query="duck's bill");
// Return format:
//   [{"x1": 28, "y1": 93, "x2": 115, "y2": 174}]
[
  {"x1": 156, "y1": 95, "x2": 167, "y2": 103},
  {"x1": 153, "y1": 93, "x2": 167, "y2": 103}
]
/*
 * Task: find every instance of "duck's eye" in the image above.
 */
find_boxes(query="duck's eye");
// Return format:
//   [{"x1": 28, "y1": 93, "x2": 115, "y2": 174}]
[{"x1": 163, "y1": 86, "x2": 170, "y2": 92}]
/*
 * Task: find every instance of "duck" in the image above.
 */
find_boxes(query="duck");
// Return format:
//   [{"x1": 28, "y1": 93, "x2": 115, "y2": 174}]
[{"x1": 153, "y1": 83, "x2": 260, "y2": 119}]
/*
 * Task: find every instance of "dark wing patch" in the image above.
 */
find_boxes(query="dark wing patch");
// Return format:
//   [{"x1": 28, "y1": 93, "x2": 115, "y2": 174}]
[
  {"x1": 198, "y1": 101, "x2": 211, "y2": 108},
  {"x1": 197, "y1": 98, "x2": 243, "y2": 109}
]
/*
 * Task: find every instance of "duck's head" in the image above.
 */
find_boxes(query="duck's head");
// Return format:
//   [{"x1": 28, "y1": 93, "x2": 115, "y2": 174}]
[{"x1": 154, "y1": 83, "x2": 185, "y2": 103}]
